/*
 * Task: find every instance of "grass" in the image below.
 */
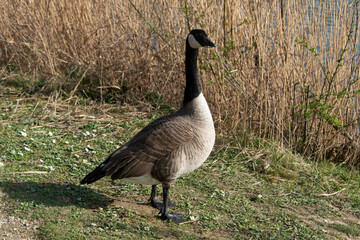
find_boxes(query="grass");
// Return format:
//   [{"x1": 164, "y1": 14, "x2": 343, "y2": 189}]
[{"x1": 1, "y1": 86, "x2": 360, "y2": 239}]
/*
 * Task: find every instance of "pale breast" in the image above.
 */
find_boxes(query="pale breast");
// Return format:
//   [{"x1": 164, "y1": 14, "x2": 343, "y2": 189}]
[
  {"x1": 178, "y1": 129, "x2": 215, "y2": 176},
  {"x1": 177, "y1": 93, "x2": 216, "y2": 176}
]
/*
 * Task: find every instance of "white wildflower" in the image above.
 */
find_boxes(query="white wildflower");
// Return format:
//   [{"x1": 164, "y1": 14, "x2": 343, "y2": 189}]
[
  {"x1": 48, "y1": 131, "x2": 53, "y2": 136},
  {"x1": 144, "y1": 226, "x2": 150, "y2": 231},
  {"x1": 190, "y1": 216, "x2": 197, "y2": 221},
  {"x1": 65, "y1": 141, "x2": 69, "y2": 144},
  {"x1": 74, "y1": 154, "x2": 79, "y2": 158},
  {"x1": 258, "y1": 194, "x2": 263, "y2": 199},
  {"x1": 90, "y1": 223, "x2": 97, "y2": 227},
  {"x1": 88, "y1": 116, "x2": 96, "y2": 119},
  {"x1": 24, "y1": 147, "x2": 32, "y2": 152},
  {"x1": 38, "y1": 165, "x2": 54, "y2": 171},
  {"x1": 52, "y1": 139, "x2": 56, "y2": 144},
  {"x1": 0, "y1": 162, "x2": 4, "y2": 167},
  {"x1": 19, "y1": 152, "x2": 24, "y2": 156},
  {"x1": 83, "y1": 159, "x2": 91, "y2": 165},
  {"x1": 85, "y1": 131, "x2": 91, "y2": 136},
  {"x1": 21, "y1": 132, "x2": 27, "y2": 137},
  {"x1": 30, "y1": 138, "x2": 35, "y2": 141}
]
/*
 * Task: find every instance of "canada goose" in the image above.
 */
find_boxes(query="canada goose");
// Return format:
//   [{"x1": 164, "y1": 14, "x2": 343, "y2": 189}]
[{"x1": 80, "y1": 29, "x2": 216, "y2": 222}]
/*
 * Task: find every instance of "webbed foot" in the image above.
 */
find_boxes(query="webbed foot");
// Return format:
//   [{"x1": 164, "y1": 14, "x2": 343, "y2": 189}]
[
  {"x1": 150, "y1": 199, "x2": 176, "y2": 210},
  {"x1": 159, "y1": 213, "x2": 184, "y2": 223}
]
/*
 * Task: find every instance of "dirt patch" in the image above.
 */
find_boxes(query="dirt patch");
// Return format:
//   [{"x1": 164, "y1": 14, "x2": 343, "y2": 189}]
[
  {"x1": 288, "y1": 205, "x2": 360, "y2": 240},
  {"x1": 0, "y1": 191, "x2": 37, "y2": 240},
  {"x1": 111, "y1": 198, "x2": 159, "y2": 218}
]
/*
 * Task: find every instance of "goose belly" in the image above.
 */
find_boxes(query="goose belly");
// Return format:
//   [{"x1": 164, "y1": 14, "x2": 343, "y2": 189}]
[{"x1": 121, "y1": 173, "x2": 160, "y2": 185}]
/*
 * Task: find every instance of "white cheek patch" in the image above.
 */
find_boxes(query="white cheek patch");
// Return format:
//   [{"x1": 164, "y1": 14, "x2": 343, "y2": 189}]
[{"x1": 188, "y1": 34, "x2": 202, "y2": 49}]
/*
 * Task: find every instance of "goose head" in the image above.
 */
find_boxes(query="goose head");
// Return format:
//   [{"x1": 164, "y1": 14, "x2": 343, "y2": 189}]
[{"x1": 187, "y1": 29, "x2": 216, "y2": 49}]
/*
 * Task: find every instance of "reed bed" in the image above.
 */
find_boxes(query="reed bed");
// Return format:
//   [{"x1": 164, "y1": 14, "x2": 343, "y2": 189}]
[{"x1": 1, "y1": 0, "x2": 360, "y2": 166}]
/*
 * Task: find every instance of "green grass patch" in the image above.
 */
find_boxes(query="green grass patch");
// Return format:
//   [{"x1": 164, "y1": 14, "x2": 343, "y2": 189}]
[{"x1": 0, "y1": 86, "x2": 359, "y2": 239}]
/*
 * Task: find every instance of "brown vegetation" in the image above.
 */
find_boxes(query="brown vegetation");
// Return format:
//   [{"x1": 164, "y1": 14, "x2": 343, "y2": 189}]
[{"x1": 1, "y1": 0, "x2": 360, "y2": 166}]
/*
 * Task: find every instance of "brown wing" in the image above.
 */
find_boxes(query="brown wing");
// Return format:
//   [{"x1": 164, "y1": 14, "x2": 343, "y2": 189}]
[{"x1": 101, "y1": 115, "x2": 194, "y2": 181}]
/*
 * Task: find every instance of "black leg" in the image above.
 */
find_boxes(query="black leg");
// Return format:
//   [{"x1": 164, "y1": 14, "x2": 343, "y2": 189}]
[
  {"x1": 149, "y1": 185, "x2": 161, "y2": 209},
  {"x1": 148, "y1": 185, "x2": 176, "y2": 210},
  {"x1": 149, "y1": 185, "x2": 158, "y2": 202},
  {"x1": 159, "y1": 186, "x2": 184, "y2": 223}
]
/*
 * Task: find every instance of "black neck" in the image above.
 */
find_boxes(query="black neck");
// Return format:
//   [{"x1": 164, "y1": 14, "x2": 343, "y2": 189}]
[{"x1": 183, "y1": 40, "x2": 201, "y2": 105}]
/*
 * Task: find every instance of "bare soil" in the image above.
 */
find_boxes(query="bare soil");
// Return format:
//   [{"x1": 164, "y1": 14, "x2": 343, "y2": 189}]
[{"x1": 0, "y1": 191, "x2": 37, "y2": 240}]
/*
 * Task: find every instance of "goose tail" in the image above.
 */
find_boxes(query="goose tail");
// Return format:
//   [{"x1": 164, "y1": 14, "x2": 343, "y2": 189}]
[{"x1": 80, "y1": 164, "x2": 106, "y2": 184}]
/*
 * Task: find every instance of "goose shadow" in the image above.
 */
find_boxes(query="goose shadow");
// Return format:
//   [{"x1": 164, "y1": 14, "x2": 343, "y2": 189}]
[{"x1": 0, "y1": 181, "x2": 111, "y2": 209}]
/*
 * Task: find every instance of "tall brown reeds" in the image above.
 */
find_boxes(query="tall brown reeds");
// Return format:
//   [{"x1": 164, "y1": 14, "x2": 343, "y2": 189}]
[{"x1": 1, "y1": 0, "x2": 360, "y2": 167}]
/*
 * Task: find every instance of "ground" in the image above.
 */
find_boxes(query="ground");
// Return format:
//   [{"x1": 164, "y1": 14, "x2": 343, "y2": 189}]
[{"x1": 0, "y1": 190, "x2": 37, "y2": 240}]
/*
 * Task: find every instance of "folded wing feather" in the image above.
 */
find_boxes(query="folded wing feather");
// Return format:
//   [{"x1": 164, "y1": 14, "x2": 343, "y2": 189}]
[{"x1": 101, "y1": 115, "x2": 195, "y2": 181}]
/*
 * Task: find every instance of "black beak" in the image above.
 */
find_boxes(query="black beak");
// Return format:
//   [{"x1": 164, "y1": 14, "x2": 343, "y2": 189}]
[{"x1": 204, "y1": 38, "x2": 216, "y2": 47}]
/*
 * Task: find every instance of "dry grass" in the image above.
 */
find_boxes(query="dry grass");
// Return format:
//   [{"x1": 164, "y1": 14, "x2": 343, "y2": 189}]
[{"x1": 1, "y1": 0, "x2": 360, "y2": 166}]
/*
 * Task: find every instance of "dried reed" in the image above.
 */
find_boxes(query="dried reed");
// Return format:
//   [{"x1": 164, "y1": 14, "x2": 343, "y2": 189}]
[{"x1": 1, "y1": 0, "x2": 360, "y2": 166}]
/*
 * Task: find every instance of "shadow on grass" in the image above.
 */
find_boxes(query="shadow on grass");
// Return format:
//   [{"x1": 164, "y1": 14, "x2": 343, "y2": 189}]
[{"x1": 0, "y1": 181, "x2": 111, "y2": 209}]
